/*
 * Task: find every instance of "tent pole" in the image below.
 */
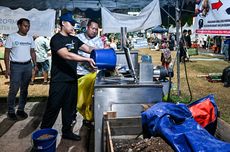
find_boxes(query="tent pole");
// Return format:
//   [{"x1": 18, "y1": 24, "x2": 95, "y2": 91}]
[{"x1": 176, "y1": 0, "x2": 181, "y2": 96}]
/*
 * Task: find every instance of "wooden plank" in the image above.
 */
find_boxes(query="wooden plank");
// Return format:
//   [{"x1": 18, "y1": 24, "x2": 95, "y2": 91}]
[
  {"x1": 104, "y1": 111, "x2": 117, "y2": 119},
  {"x1": 110, "y1": 126, "x2": 142, "y2": 136},
  {"x1": 215, "y1": 118, "x2": 230, "y2": 142},
  {"x1": 107, "y1": 117, "x2": 142, "y2": 136},
  {"x1": 108, "y1": 117, "x2": 141, "y2": 127},
  {"x1": 106, "y1": 121, "x2": 114, "y2": 152}
]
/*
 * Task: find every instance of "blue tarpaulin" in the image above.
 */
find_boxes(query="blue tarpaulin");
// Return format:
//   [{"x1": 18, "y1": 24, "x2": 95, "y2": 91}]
[{"x1": 142, "y1": 97, "x2": 230, "y2": 152}]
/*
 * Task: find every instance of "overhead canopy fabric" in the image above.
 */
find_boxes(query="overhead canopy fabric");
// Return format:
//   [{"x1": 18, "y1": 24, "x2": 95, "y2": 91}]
[
  {"x1": 0, "y1": 0, "x2": 152, "y2": 11},
  {"x1": 101, "y1": 0, "x2": 161, "y2": 33},
  {"x1": 0, "y1": 6, "x2": 56, "y2": 37},
  {"x1": 0, "y1": 0, "x2": 194, "y2": 11}
]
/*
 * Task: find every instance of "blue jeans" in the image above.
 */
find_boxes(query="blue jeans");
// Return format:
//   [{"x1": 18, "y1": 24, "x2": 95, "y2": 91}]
[
  {"x1": 37, "y1": 60, "x2": 50, "y2": 72},
  {"x1": 7, "y1": 63, "x2": 32, "y2": 113}
]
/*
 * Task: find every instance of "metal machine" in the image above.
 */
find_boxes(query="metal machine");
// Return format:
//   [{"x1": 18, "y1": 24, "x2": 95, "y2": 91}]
[{"x1": 93, "y1": 28, "x2": 172, "y2": 152}]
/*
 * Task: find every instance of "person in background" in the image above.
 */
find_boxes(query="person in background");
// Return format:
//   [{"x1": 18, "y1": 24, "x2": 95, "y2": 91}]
[
  {"x1": 168, "y1": 33, "x2": 175, "y2": 51},
  {"x1": 161, "y1": 41, "x2": 171, "y2": 69},
  {"x1": 31, "y1": 35, "x2": 51, "y2": 85},
  {"x1": 223, "y1": 36, "x2": 230, "y2": 61},
  {"x1": 214, "y1": 36, "x2": 222, "y2": 53},
  {"x1": 40, "y1": 12, "x2": 96, "y2": 141},
  {"x1": 75, "y1": 19, "x2": 104, "y2": 126},
  {"x1": 203, "y1": 35, "x2": 208, "y2": 49},
  {"x1": 4, "y1": 18, "x2": 37, "y2": 120},
  {"x1": 0, "y1": 35, "x2": 3, "y2": 47},
  {"x1": 179, "y1": 29, "x2": 188, "y2": 62},
  {"x1": 109, "y1": 36, "x2": 117, "y2": 50},
  {"x1": 186, "y1": 30, "x2": 192, "y2": 49},
  {"x1": 101, "y1": 33, "x2": 109, "y2": 48}
]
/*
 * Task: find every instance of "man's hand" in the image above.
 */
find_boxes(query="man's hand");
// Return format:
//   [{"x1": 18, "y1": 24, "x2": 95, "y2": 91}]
[
  {"x1": 87, "y1": 58, "x2": 96, "y2": 69},
  {"x1": 34, "y1": 64, "x2": 38, "y2": 72},
  {"x1": 4, "y1": 68, "x2": 10, "y2": 79}
]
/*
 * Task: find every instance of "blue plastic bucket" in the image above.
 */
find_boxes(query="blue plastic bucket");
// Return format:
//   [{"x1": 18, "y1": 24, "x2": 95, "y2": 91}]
[
  {"x1": 90, "y1": 48, "x2": 117, "y2": 70},
  {"x1": 32, "y1": 128, "x2": 58, "y2": 152}
]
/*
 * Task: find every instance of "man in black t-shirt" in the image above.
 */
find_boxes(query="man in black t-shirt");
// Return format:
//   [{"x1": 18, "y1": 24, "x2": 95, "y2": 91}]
[{"x1": 40, "y1": 12, "x2": 95, "y2": 141}]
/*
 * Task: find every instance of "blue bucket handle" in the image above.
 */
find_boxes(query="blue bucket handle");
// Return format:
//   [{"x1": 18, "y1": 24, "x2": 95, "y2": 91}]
[{"x1": 31, "y1": 137, "x2": 56, "y2": 150}]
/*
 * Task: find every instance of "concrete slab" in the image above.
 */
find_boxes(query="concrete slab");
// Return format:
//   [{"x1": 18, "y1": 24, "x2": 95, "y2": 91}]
[{"x1": 0, "y1": 101, "x2": 91, "y2": 152}]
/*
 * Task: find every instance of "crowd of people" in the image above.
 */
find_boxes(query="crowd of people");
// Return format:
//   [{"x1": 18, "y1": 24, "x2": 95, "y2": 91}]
[{"x1": 3, "y1": 12, "x2": 96, "y2": 141}]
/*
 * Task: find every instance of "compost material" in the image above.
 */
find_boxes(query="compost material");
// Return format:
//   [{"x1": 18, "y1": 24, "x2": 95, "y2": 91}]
[
  {"x1": 113, "y1": 136, "x2": 173, "y2": 152},
  {"x1": 37, "y1": 134, "x2": 54, "y2": 140}
]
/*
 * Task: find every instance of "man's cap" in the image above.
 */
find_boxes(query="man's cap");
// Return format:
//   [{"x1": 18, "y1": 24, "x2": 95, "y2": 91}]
[{"x1": 60, "y1": 12, "x2": 76, "y2": 26}]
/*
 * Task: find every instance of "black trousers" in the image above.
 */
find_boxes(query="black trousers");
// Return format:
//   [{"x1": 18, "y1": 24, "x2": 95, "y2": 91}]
[
  {"x1": 179, "y1": 47, "x2": 186, "y2": 62},
  {"x1": 41, "y1": 81, "x2": 77, "y2": 133}
]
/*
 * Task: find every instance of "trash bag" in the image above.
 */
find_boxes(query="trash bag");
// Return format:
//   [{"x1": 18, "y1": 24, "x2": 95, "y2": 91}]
[
  {"x1": 141, "y1": 102, "x2": 230, "y2": 152},
  {"x1": 188, "y1": 94, "x2": 218, "y2": 135},
  {"x1": 77, "y1": 72, "x2": 97, "y2": 121}
]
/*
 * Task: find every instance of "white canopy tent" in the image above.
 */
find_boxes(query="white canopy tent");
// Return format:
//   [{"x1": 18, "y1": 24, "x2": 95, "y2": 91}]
[
  {"x1": 101, "y1": 0, "x2": 161, "y2": 33},
  {"x1": 0, "y1": 0, "x2": 194, "y2": 11},
  {"x1": 182, "y1": 22, "x2": 193, "y2": 32},
  {"x1": 169, "y1": 24, "x2": 176, "y2": 33},
  {"x1": 0, "y1": 6, "x2": 55, "y2": 37}
]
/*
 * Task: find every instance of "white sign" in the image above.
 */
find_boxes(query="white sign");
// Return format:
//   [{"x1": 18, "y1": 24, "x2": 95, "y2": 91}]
[
  {"x1": 0, "y1": 6, "x2": 56, "y2": 37},
  {"x1": 194, "y1": 0, "x2": 230, "y2": 35},
  {"x1": 101, "y1": 0, "x2": 161, "y2": 33}
]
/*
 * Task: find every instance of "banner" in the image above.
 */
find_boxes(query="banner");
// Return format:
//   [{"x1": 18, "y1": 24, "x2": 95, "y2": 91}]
[
  {"x1": 101, "y1": 0, "x2": 161, "y2": 33},
  {"x1": 194, "y1": 0, "x2": 230, "y2": 35},
  {"x1": 0, "y1": 6, "x2": 56, "y2": 37}
]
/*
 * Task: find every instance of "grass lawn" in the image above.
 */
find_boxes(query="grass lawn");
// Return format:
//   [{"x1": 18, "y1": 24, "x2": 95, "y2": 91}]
[{"x1": 139, "y1": 48, "x2": 230, "y2": 123}]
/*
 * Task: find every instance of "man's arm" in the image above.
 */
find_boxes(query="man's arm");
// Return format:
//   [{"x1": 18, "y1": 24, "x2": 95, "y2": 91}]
[
  {"x1": 30, "y1": 48, "x2": 36, "y2": 65},
  {"x1": 57, "y1": 47, "x2": 96, "y2": 68},
  {"x1": 30, "y1": 48, "x2": 38, "y2": 72},
  {"x1": 79, "y1": 44, "x2": 94, "y2": 54},
  {"x1": 4, "y1": 48, "x2": 10, "y2": 79}
]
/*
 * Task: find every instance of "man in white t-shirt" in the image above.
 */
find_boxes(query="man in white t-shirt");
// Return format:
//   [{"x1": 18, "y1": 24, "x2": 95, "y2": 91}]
[
  {"x1": 76, "y1": 19, "x2": 104, "y2": 77},
  {"x1": 74, "y1": 19, "x2": 104, "y2": 126},
  {"x1": 4, "y1": 18, "x2": 37, "y2": 120}
]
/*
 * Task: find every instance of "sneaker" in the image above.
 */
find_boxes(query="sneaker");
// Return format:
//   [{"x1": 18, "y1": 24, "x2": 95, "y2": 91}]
[
  {"x1": 7, "y1": 112, "x2": 17, "y2": 120},
  {"x1": 16, "y1": 110, "x2": 28, "y2": 119},
  {"x1": 62, "y1": 131, "x2": 81, "y2": 141}
]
